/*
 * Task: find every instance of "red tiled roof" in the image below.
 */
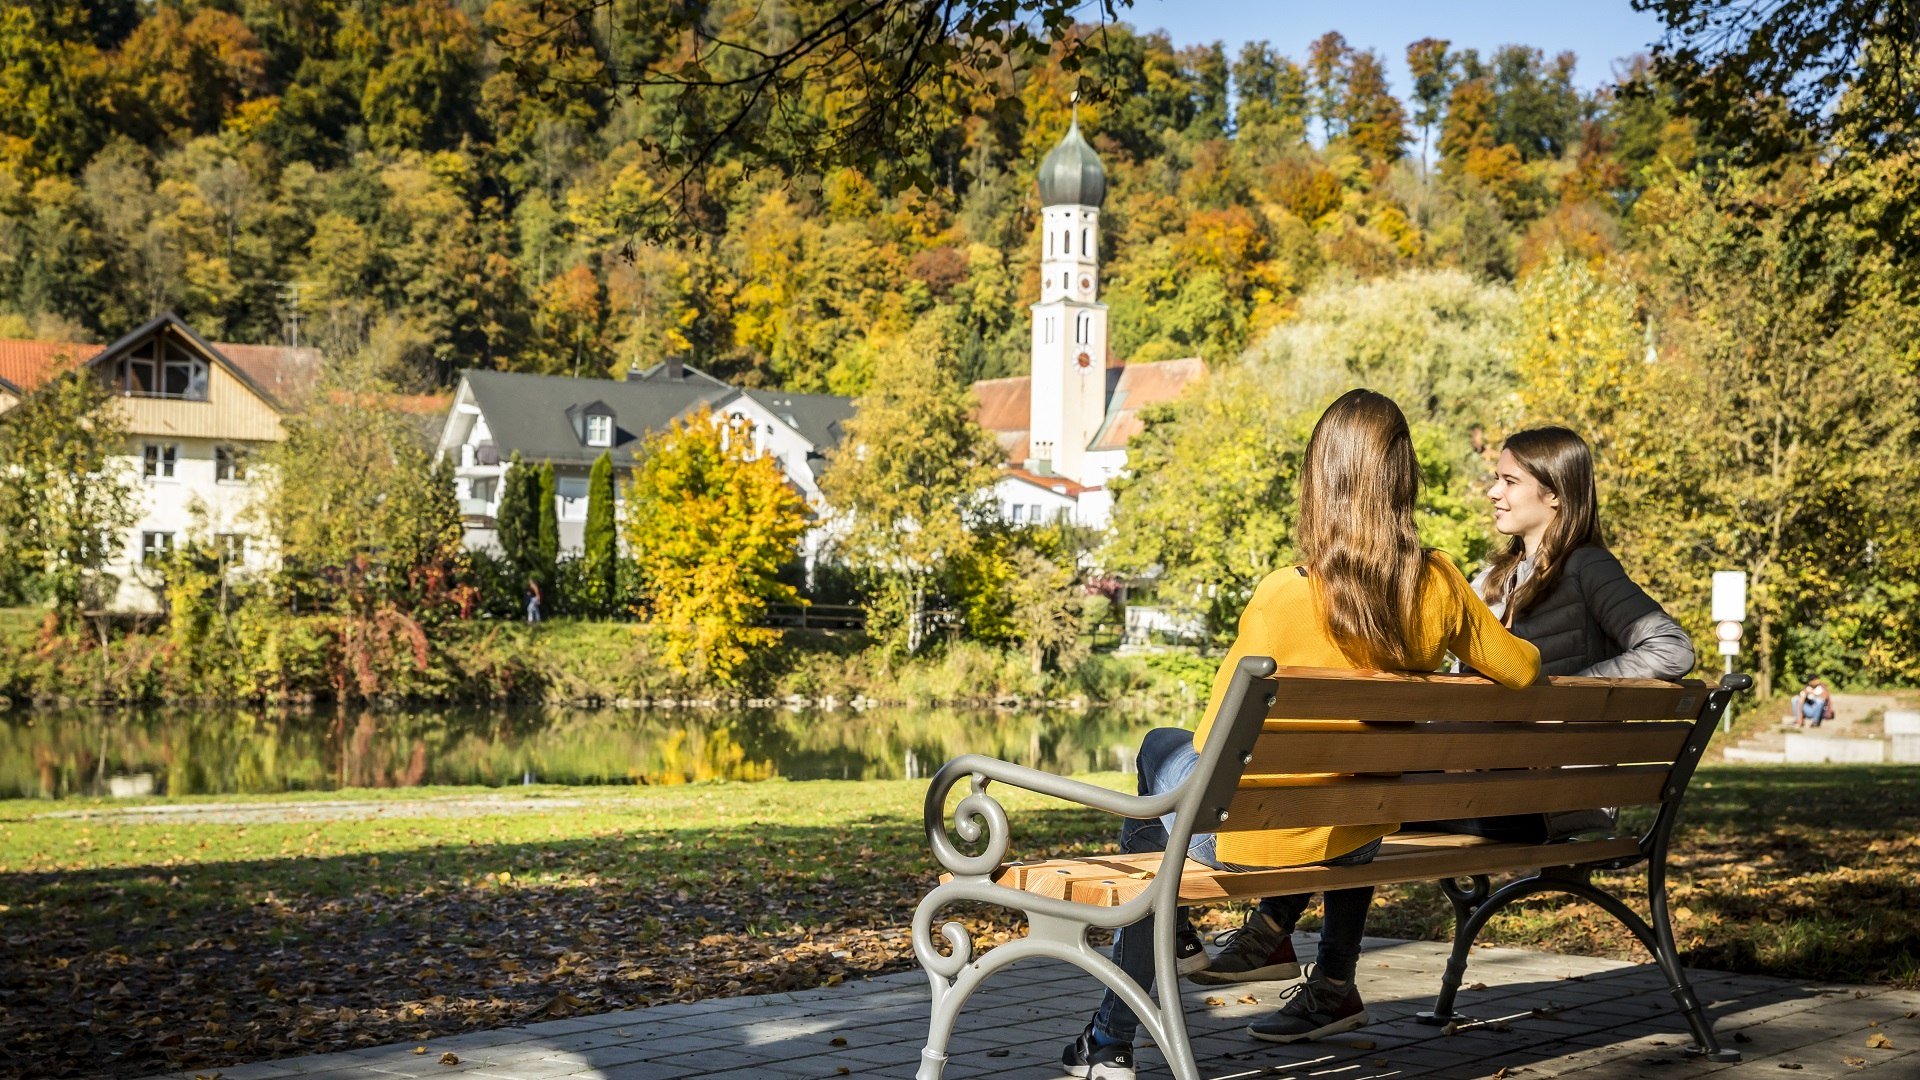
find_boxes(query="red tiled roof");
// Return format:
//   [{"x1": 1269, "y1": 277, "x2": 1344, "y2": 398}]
[
  {"x1": 1002, "y1": 466, "x2": 1095, "y2": 496},
  {"x1": 971, "y1": 375, "x2": 1032, "y2": 461},
  {"x1": 1090, "y1": 356, "x2": 1206, "y2": 451},
  {"x1": 0, "y1": 334, "x2": 321, "y2": 408},
  {"x1": 0, "y1": 340, "x2": 98, "y2": 392},
  {"x1": 218, "y1": 342, "x2": 323, "y2": 406}
]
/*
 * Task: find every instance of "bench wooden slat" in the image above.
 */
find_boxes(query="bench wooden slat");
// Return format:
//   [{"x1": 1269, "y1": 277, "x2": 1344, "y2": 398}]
[
  {"x1": 1264, "y1": 667, "x2": 1708, "y2": 724},
  {"x1": 1220, "y1": 764, "x2": 1670, "y2": 829},
  {"x1": 1248, "y1": 721, "x2": 1694, "y2": 775},
  {"x1": 1064, "y1": 836, "x2": 1645, "y2": 906}
]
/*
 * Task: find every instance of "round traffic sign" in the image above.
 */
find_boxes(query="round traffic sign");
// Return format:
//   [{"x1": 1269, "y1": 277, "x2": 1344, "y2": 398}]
[{"x1": 1714, "y1": 620, "x2": 1743, "y2": 643}]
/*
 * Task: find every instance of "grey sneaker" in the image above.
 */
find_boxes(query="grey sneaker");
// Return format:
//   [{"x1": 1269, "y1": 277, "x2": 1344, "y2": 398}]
[
  {"x1": 1063, "y1": 1024, "x2": 1136, "y2": 1080},
  {"x1": 1189, "y1": 911, "x2": 1301, "y2": 984},
  {"x1": 1246, "y1": 974, "x2": 1370, "y2": 1043}
]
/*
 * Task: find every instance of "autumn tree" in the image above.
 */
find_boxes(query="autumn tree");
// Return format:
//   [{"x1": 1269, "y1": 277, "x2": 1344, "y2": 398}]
[
  {"x1": 819, "y1": 321, "x2": 1003, "y2": 652},
  {"x1": 622, "y1": 407, "x2": 809, "y2": 680},
  {"x1": 0, "y1": 357, "x2": 136, "y2": 623}
]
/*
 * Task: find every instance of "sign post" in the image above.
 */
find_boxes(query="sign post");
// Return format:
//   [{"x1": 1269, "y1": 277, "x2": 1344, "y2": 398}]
[{"x1": 1711, "y1": 571, "x2": 1747, "y2": 732}]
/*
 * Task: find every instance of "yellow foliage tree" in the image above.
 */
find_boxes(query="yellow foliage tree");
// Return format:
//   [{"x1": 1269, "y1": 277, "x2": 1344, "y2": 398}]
[{"x1": 623, "y1": 407, "x2": 810, "y2": 681}]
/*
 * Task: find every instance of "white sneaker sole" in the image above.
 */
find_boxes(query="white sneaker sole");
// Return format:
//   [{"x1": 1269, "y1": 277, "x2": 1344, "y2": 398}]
[
  {"x1": 1189, "y1": 959, "x2": 1303, "y2": 984},
  {"x1": 1177, "y1": 950, "x2": 1210, "y2": 976},
  {"x1": 1246, "y1": 1008, "x2": 1370, "y2": 1044}
]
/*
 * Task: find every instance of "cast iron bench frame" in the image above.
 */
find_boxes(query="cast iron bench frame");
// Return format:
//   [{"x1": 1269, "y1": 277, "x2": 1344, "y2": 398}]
[{"x1": 910, "y1": 660, "x2": 1751, "y2": 1080}]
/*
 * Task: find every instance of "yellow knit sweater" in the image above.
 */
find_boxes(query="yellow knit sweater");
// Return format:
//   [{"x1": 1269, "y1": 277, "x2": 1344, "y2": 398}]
[{"x1": 1194, "y1": 554, "x2": 1542, "y2": 868}]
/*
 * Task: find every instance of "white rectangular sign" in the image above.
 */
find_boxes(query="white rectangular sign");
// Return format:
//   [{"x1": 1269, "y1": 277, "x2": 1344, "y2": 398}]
[{"x1": 1712, "y1": 571, "x2": 1747, "y2": 623}]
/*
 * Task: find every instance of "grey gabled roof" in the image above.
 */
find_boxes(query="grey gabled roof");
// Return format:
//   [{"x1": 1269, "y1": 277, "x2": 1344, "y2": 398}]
[
  {"x1": 461, "y1": 369, "x2": 735, "y2": 467},
  {"x1": 740, "y1": 389, "x2": 856, "y2": 451}
]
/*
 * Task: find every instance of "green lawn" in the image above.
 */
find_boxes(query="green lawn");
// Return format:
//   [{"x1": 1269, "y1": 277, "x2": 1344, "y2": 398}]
[{"x1": 1, "y1": 765, "x2": 1915, "y2": 1078}]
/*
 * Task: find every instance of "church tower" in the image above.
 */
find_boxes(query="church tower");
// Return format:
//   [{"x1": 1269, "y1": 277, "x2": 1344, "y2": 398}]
[{"x1": 1028, "y1": 101, "x2": 1107, "y2": 484}]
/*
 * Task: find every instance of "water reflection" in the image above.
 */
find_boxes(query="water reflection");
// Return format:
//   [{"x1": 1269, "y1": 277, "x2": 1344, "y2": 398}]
[{"x1": 0, "y1": 704, "x2": 1182, "y2": 799}]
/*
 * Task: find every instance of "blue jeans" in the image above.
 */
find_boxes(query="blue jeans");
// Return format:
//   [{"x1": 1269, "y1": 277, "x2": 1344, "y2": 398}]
[{"x1": 1090, "y1": 727, "x2": 1381, "y2": 1044}]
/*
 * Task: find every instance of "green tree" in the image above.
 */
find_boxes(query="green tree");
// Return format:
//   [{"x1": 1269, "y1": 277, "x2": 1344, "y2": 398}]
[
  {"x1": 0, "y1": 355, "x2": 136, "y2": 623},
  {"x1": 1406, "y1": 37, "x2": 1456, "y2": 166},
  {"x1": 260, "y1": 369, "x2": 465, "y2": 615},
  {"x1": 494, "y1": 451, "x2": 533, "y2": 577},
  {"x1": 535, "y1": 459, "x2": 559, "y2": 592},
  {"x1": 583, "y1": 449, "x2": 617, "y2": 613},
  {"x1": 622, "y1": 407, "x2": 809, "y2": 680},
  {"x1": 819, "y1": 320, "x2": 1003, "y2": 652}
]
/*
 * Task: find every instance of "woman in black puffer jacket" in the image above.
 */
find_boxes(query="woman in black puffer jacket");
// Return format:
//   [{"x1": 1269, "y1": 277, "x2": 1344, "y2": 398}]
[
  {"x1": 1438, "y1": 426, "x2": 1694, "y2": 843},
  {"x1": 1477, "y1": 426, "x2": 1695, "y2": 679}
]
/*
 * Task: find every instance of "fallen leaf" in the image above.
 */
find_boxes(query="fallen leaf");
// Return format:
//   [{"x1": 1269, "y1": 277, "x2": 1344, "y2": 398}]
[
  {"x1": 1349, "y1": 1039, "x2": 1376, "y2": 1050},
  {"x1": 1844, "y1": 1056, "x2": 1867, "y2": 1067},
  {"x1": 438, "y1": 1052, "x2": 459, "y2": 1066},
  {"x1": 1204, "y1": 996, "x2": 1226, "y2": 1006},
  {"x1": 1866, "y1": 1033, "x2": 1893, "y2": 1049},
  {"x1": 830, "y1": 1036, "x2": 847, "y2": 1047},
  {"x1": 986, "y1": 1049, "x2": 1009, "y2": 1058},
  {"x1": 1777, "y1": 1064, "x2": 1802, "y2": 1071},
  {"x1": 1237, "y1": 995, "x2": 1258, "y2": 1005},
  {"x1": 836, "y1": 1069, "x2": 849, "y2": 1076},
  {"x1": 1466, "y1": 982, "x2": 1488, "y2": 991}
]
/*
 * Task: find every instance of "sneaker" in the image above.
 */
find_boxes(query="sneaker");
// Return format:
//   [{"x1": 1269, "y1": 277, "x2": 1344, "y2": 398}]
[
  {"x1": 1177, "y1": 925, "x2": 1210, "y2": 975},
  {"x1": 1062, "y1": 1025, "x2": 1136, "y2": 1080},
  {"x1": 1246, "y1": 975, "x2": 1370, "y2": 1043},
  {"x1": 1189, "y1": 911, "x2": 1301, "y2": 984}
]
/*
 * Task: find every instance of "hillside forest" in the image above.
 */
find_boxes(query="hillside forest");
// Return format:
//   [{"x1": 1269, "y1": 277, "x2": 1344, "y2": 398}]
[{"x1": 2, "y1": 0, "x2": 1917, "y2": 695}]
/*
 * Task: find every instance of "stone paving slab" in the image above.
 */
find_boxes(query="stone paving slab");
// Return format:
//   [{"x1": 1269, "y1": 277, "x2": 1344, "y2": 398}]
[{"x1": 149, "y1": 938, "x2": 1920, "y2": 1080}]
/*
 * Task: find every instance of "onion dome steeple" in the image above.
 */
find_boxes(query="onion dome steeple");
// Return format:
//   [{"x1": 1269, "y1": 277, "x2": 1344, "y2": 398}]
[{"x1": 1037, "y1": 97, "x2": 1106, "y2": 208}]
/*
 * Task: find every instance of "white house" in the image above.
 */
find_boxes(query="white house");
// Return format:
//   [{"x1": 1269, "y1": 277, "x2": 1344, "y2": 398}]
[
  {"x1": 0, "y1": 313, "x2": 321, "y2": 612},
  {"x1": 435, "y1": 360, "x2": 854, "y2": 568},
  {"x1": 969, "y1": 110, "x2": 1206, "y2": 529}
]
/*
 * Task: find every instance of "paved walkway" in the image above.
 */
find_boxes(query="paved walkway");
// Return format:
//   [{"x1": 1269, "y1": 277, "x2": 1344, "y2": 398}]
[{"x1": 153, "y1": 937, "x2": 1918, "y2": 1080}]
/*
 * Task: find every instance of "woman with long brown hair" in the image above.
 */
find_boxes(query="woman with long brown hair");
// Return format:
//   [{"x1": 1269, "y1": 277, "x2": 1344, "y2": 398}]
[
  {"x1": 1064, "y1": 390, "x2": 1541, "y2": 1080},
  {"x1": 1478, "y1": 426, "x2": 1693, "y2": 680}
]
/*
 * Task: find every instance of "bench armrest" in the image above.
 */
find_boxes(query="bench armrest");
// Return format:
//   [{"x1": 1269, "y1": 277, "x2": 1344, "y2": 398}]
[{"x1": 923, "y1": 754, "x2": 1179, "y2": 880}]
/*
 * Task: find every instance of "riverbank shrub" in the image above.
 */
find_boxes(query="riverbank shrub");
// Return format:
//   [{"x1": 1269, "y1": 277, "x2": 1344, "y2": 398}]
[{"x1": 0, "y1": 607, "x2": 1212, "y2": 709}]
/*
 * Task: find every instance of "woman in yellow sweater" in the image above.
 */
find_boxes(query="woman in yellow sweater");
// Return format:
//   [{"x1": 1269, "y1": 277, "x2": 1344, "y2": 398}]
[{"x1": 1065, "y1": 390, "x2": 1541, "y2": 1080}]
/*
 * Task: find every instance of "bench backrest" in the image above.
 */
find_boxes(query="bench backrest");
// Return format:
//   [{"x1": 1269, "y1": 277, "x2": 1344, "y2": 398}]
[{"x1": 1189, "y1": 662, "x2": 1741, "y2": 838}]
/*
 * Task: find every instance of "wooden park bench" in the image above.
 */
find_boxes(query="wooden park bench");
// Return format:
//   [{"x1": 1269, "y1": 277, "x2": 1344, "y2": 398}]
[{"x1": 910, "y1": 660, "x2": 1751, "y2": 1080}]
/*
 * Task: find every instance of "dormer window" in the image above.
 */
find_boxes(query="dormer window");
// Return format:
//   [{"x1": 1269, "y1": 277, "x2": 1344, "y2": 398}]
[
  {"x1": 115, "y1": 338, "x2": 209, "y2": 401},
  {"x1": 569, "y1": 401, "x2": 616, "y2": 447}
]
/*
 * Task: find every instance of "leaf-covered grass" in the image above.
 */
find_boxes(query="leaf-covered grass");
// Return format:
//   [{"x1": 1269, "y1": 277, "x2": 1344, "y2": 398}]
[{"x1": 1, "y1": 765, "x2": 1915, "y2": 1079}]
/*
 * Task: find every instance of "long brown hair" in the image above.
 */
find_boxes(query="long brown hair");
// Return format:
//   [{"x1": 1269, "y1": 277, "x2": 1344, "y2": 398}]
[
  {"x1": 1479, "y1": 426, "x2": 1605, "y2": 618},
  {"x1": 1298, "y1": 389, "x2": 1430, "y2": 667}
]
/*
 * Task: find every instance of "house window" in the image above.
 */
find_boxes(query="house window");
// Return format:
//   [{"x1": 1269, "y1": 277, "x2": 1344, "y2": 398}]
[
  {"x1": 586, "y1": 413, "x2": 613, "y2": 447},
  {"x1": 115, "y1": 339, "x2": 209, "y2": 400},
  {"x1": 142, "y1": 443, "x2": 177, "y2": 479},
  {"x1": 470, "y1": 477, "x2": 497, "y2": 503},
  {"x1": 140, "y1": 531, "x2": 174, "y2": 563},
  {"x1": 1030, "y1": 504, "x2": 1043, "y2": 523},
  {"x1": 1075, "y1": 312, "x2": 1092, "y2": 344},
  {"x1": 215, "y1": 445, "x2": 247, "y2": 481},
  {"x1": 1082, "y1": 227, "x2": 1091, "y2": 255},
  {"x1": 557, "y1": 476, "x2": 589, "y2": 522},
  {"x1": 1010, "y1": 504, "x2": 1024, "y2": 523},
  {"x1": 214, "y1": 533, "x2": 248, "y2": 563}
]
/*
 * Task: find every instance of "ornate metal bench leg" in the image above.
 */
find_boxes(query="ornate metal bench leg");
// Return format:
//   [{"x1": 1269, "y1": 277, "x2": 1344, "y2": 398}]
[{"x1": 1418, "y1": 875, "x2": 1491, "y2": 1025}]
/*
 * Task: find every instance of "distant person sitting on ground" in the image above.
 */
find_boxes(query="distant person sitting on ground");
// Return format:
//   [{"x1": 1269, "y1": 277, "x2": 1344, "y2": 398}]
[
  {"x1": 1792, "y1": 678, "x2": 1833, "y2": 728},
  {"x1": 1060, "y1": 389, "x2": 1542, "y2": 1080}
]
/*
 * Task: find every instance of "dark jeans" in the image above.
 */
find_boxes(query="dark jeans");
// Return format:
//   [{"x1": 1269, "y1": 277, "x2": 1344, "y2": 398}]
[{"x1": 1090, "y1": 727, "x2": 1381, "y2": 1043}]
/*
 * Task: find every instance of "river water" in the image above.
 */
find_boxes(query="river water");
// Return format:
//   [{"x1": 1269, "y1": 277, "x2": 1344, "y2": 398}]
[{"x1": 0, "y1": 704, "x2": 1179, "y2": 799}]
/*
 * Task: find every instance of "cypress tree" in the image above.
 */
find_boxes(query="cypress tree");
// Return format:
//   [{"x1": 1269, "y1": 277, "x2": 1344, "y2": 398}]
[
  {"x1": 495, "y1": 451, "x2": 532, "y2": 573},
  {"x1": 535, "y1": 460, "x2": 559, "y2": 590},
  {"x1": 584, "y1": 450, "x2": 616, "y2": 613}
]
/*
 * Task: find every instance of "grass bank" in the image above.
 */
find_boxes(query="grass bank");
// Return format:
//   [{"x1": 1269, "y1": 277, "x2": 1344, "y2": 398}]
[
  {"x1": 0, "y1": 607, "x2": 1220, "y2": 708},
  {"x1": 0, "y1": 764, "x2": 1913, "y2": 1078}
]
